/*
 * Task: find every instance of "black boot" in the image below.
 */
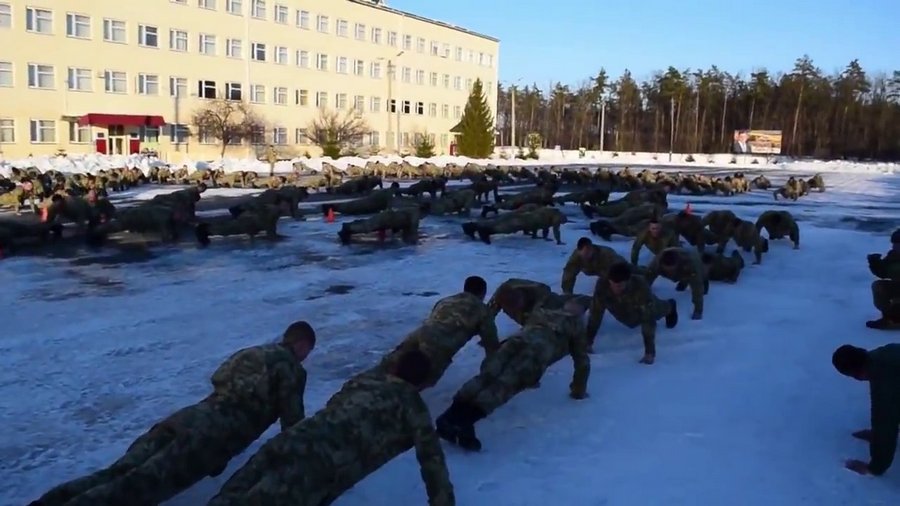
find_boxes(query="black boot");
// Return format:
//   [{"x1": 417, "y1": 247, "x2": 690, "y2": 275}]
[
  {"x1": 477, "y1": 228, "x2": 492, "y2": 245},
  {"x1": 461, "y1": 222, "x2": 478, "y2": 239},
  {"x1": 338, "y1": 227, "x2": 352, "y2": 245},
  {"x1": 665, "y1": 299, "x2": 678, "y2": 328},
  {"x1": 580, "y1": 203, "x2": 595, "y2": 219},
  {"x1": 455, "y1": 401, "x2": 487, "y2": 452}
]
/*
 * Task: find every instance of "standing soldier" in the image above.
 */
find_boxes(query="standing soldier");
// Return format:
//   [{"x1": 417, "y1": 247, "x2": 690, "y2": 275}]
[
  {"x1": 561, "y1": 237, "x2": 628, "y2": 294},
  {"x1": 645, "y1": 247, "x2": 708, "y2": 320},
  {"x1": 631, "y1": 217, "x2": 681, "y2": 265},
  {"x1": 586, "y1": 262, "x2": 677, "y2": 363},
  {"x1": 265, "y1": 144, "x2": 278, "y2": 177},
  {"x1": 865, "y1": 229, "x2": 900, "y2": 330},
  {"x1": 207, "y1": 348, "x2": 455, "y2": 506},
  {"x1": 372, "y1": 276, "x2": 499, "y2": 388},
  {"x1": 755, "y1": 210, "x2": 800, "y2": 249},
  {"x1": 434, "y1": 296, "x2": 591, "y2": 452},
  {"x1": 31, "y1": 322, "x2": 316, "y2": 506}
]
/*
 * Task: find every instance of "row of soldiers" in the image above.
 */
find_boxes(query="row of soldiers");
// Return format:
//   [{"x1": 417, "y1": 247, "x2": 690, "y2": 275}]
[{"x1": 28, "y1": 200, "x2": 814, "y2": 504}]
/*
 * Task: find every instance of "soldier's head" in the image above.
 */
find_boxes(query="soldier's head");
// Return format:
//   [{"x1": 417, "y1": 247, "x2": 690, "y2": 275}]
[
  {"x1": 464, "y1": 275, "x2": 488, "y2": 300},
  {"x1": 607, "y1": 262, "x2": 631, "y2": 296},
  {"x1": 391, "y1": 347, "x2": 432, "y2": 390},
  {"x1": 647, "y1": 218, "x2": 661, "y2": 237},
  {"x1": 891, "y1": 228, "x2": 900, "y2": 251},
  {"x1": 831, "y1": 344, "x2": 869, "y2": 381},
  {"x1": 282, "y1": 321, "x2": 316, "y2": 361},
  {"x1": 196, "y1": 182, "x2": 208, "y2": 193},
  {"x1": 576, "y1": 237, "x2": 593, "y2": 260},
  {"x1": 495, "y1": 286, "x2": 527, "y2": 318},
  {"x1": 86, "y1": 189, "x2": 98, "y2": 204},
  {"x1": 562, "y1": 298, "x2": 588, "y2": 316},
  {"x1": 659, "y1": 249, "x2": 679, "y2": 274}
]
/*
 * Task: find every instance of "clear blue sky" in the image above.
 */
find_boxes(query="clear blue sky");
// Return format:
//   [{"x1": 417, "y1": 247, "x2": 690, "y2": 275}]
[{"x1": 389, "y1": 0, "x2": 899, "y2": 88}]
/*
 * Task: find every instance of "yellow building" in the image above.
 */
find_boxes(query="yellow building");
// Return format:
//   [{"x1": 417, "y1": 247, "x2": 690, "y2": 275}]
[{"x1": 0, "y1": 0, "x2": 499, "y2": 160}]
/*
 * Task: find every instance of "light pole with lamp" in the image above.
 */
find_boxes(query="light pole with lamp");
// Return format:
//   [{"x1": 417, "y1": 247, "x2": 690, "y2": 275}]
[
  {"x1": 509, "y1": 77, "x2": 523, "y2": 148},
  {"x1": 377, "y1": 51, "x2": 404, "y2": 153},
  {"x1": 596, "y1": 95, "x2": 607, "y2": 153}
]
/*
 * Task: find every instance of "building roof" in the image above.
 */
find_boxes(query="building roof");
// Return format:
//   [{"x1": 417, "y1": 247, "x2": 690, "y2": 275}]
[{"x1": 347, "y1": 0, "x2": 500, "y2": 43}]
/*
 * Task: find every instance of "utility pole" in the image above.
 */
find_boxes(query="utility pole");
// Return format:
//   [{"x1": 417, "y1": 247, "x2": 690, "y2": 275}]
[
  {"x1": 510, "y1": 85, "x2": 517, "y2": 148},
  {"x1": 598, "y1": 97, "x2": 606, "y2": 153},
  {"x1": 669, "y1": 96, "x2": 675, "y2": 162},
  {"x1": 386, "y1": 59, "x2": 393, "y2": 151}
]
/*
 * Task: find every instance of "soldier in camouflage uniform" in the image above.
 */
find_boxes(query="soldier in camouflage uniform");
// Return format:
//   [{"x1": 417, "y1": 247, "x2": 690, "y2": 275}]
[
  {"x1": 92, "y1": 204, "x2": 181, "y2": 244},
  {"x1": 322, "y1": 183, "x2": 400, "y2": 217},
  {"x1": 755, "y1": 210, "x2": 800, "y2": 249},
  {"x1": 701, "y1": 209, "x2": 738, "y2": 251},
  {"x1": 588, "y1": 202, "x2": 666, "y2": 240},
  {"x1": 45, "y1": 194, "x2": 100, "y2": 231},
  {"x1": 0, "y1": 180, "x2": 38, "y2": 214},
  {"x1": 807, "y1": 173, "x2": 826, "y2": 192},
  {"x1": 486, "y1": 278, "x2": 592, "y2": 327},
  {"x1": 527, "y1": 206, "x2": 568, "y2": 245},
  {"x1": 421, "y1": 188, "x2": 477, "y2": 216},
  {"x1": 265, "y1": 144, "x2": 278, "y2": 177},
  {"x1": 196, "y1": 204, "x2": 281, "y2": 247},
  {"x1": 586, "y1": 262, "x2": 678, "y2": 364},
  {"x1": 645, "y1": 247, "x2": 708, "y2": 320},
  {"x1": 434, "y1": 297, "x2": 591, "y2": 452},
  {"x1": 373, "y1": 276, "x2": 499, "y2": 388},
  {"x1": 661, "y1": 211, "x2": 717, "y2": 251},
  {"x1": 461, "y1": 207, "x2": 559, "y2": 245},
  {"x1": 865, "y1": 229, "x2": 900, "y2": 330},
  {"x1": 480, "y1": 184, "x2": 557, "y2": 218},
  {"x1": 554, "y1": 187, "x2": 610, "y2": 207},
  {"x1": 631, "y1": 218, "x2": 681, "y2": 265},
  {"x1": 773, "y1": 177, "x2": 801, "y2": 201},
  {"x1": 31, "y1": 321, "x2": 316, "y2": 506},
  {"x1": 338, "y1": 206, "x2": 420, "y2": 245},
  {"x1": 149, "y1": 184, "x2": 207, "y2": 222},
  {"x1": 729, "y1": 217, "x2": 769, "y2": 264},
  {"x1": 701, "y1": 250, "x2": 745, "y2": 284},
  {"x1": 229, "y1": 187, "x2": 306, "y2": 221},
  {"x1": 403, "y1": 176, "x2": 448, "y2": 199},
  {"x1": 208, "y1": 347, "x2": 455, "y2": 506},
  {"x1": 561, "y1": 237, "x2": 628, "y2": 294}
]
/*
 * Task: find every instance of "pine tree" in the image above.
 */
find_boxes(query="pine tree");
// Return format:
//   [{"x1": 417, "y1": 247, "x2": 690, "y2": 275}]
[{"x1": 455, "y1": 79, "x2": 495, "y2": 157}]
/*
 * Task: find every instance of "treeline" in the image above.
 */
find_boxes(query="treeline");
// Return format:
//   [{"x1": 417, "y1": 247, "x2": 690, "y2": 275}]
[{"x1": 496, "y1": 56, "x2": 900, "y2": 160}]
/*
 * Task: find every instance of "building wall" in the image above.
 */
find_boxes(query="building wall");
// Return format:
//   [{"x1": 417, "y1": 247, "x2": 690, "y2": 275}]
[{"x1": 0, "y1": 0, "x2": 499, "y2": 161}]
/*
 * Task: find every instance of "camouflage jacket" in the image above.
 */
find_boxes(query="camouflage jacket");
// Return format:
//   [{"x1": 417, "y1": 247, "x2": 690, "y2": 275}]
[
  {"x1": 486, "y1": 278, "x2": 554, "y2": 326},
  {"x1": 425, "y1": 292, "x2": 499, "y2": 352},
  {"x1": 866, "y1": 344, "x2": 900, "y2": 475},
  {"x1": 210, "y1": 343, "x2": 307, "y2": 431},
  {"x1": 631, "y1": 227, "x2": 680, "y2": 264},
  {"x1": 701, "y1": 210, "x2": 738, "y2": 236},
  {"x1": 755, "y1": 211, "x2": 799, "y2": 239},
  {"x1": 586, "y1": 274, "x2": 660, "y2": 340},
  {"x1": 516, "y1": 306, "x2": 591, "y2": 396},
  {"x1": 646, "y1": 247, "x2": 706, "y2": 314},
  {"x1": 561, "y1": 244, "x2": 626, "y2": 294}
]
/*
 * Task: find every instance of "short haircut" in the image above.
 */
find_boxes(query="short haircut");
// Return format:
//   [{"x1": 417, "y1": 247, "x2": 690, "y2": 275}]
[
  {"x1": 832, "y1": 344, "x2": 867, "y2": 376},
  {"x1": 607, "y1": 262, "x2": 632, "y2": 283},
  {"x1": 464, "y1": 275, "x2": 487, "y2": 295},
  {"x1": 283, "y1": 321, "x2": 316, "y2": 347},
  {"x1": 576, "y1": 237, "x2": 592, "y2": 250},
  {"x1": 393, "y1": 347, "x2": 432, "y2": 386}
]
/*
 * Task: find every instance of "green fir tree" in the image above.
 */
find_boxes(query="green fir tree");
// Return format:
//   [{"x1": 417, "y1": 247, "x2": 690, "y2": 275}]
[{"x1": 454, "y1": 79, "x2": 495, "y2": 158}]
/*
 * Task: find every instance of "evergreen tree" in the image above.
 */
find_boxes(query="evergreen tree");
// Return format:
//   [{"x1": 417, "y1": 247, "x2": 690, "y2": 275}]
[{"x1": 455, "y1": 79, "x2": 495, "y2": 157}]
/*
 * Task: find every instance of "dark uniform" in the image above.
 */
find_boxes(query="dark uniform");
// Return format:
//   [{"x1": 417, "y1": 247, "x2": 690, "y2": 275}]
[
  {"x1": 755, "y1": 210, "x2": 800, "y2": 249},
  {"x1": 646, "y1": 247, "x2": 708, "y2": 320},
  {"x1": 866, "y1": 230, "x2": 900, "y2": 330},
  {"x1": 631, "y1": 225, "x2": 681, "y2": 264},
  {"x1": 338, "y1": 207, "x2": 420, "y2": 244},
  {"x1": 701, "y1": 250, "x2": 745, "y2": 283},
  {"x1": 561, "y1": 244, "x2": 627, "y2": 294}
]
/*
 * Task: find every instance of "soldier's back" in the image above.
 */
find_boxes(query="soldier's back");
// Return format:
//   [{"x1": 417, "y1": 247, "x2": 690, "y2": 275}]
[{"x1": 428, "y1": 292, "x2": 489, "y2": 330}]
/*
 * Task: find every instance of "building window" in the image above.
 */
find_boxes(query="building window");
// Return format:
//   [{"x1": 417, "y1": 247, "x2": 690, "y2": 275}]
[
  {"x1": 442, "y1": 104, "x2": 449, "y2": 118},
  {"x1": 296, "y1": 9, "x2": 309, "y2": 28},
  {"x1": 442, "y1": 43, "x2": 450, "y2": 58},
  {"x1": 401, "y1": 67, "x2": 411, "y2": 83},
  {"x1": 170, "y1": 77, "x2": 187, "y2": 97},
  {"x1": 0, "y1": 61, "x2": 12, "y2": 87},
  {"x1": 430, "y1": 72, "x2": 438, "y2": 87},
  {"x1": 275, "y1": 46, "x2": 287, "y2": 64},
  {"x1": 66, "y1": 13, "x2": 90, "y2": 39},
  {"x1": 316, "y1": 91, "x2": 327, "y2": 108},
  {"x1": 415, "y1": 102, "x2": 424, "y2": 115},
  {"x1": 30, "y1": 119, "x2": 56, "y2": 143},
  {"x1": 226, "y1": 82, "x2": 242, "y2": 100},
  {"x1": 402, "y1": 34, "x2": 411, "y2": 50},
  {"x1": 103, "y1": 70, "x2": 126, "y2": 93},
  {"x1": 26, "y1": 7, "x2": 52, "y2": 34},
  {"x1": 138, "y1": 25, "x2": 159, "y2": 47},
  {"x1": 416, "y1": 70, "x2": 425, "y2": 85},
  {"x1": 336, "y1": 57, "x2": 348, "y2": 74},
  {"x1": 335, "y1": 93, "x2": 347, "y2": 110},
  {"x1": 369, "y1": 131, "x2": 379, "y2": 147},
  {"x1": 487, "y1": 54, "x2": 494, "y2": 67},
  {"x1": 369, "y1": 62, "x2": 381, "y2": 79},
  {"x1": 250, "y1": 84, "x2": 265, "y2": 103},
  {"x1": 103, "y1": 18, "x2": 125, "y2": 43},
  {"x1": 428, "y1": 103, "x2": 437, "y2": 117},
  {"x1": 388, "y1": 99, "x2": 396, "y2": 113},
  {"x1": 453, "y1": 76, "x2": 462, "y2": 90},
  {"x1": 401, "y1": 100, "x2": 411, "y2": 114},
  {"x1": 353, "y1": 95, "x2": 364, "y2": 111},
  {"x1": 67, "y1": 67, "x2": 91, "y2": 91},
  {"x1": 0, "y1": 119, "x2": 15, "y2": 143},
  {"x1": 354, "y1": 23, "x2": 365, "y2": 40},
  {"x1": 466, "y1": 78, "x2": 473, "y2": 91},
  {"x1": 468, "y1": 50, "x2": 475, "y2": 63},
  {"x1": 169, "y1": 124, "x2": 190, "y2": 143},
  {"x1": 171, "y1": 0, "x2": 187, "y2": 4},
  {"x1": 27, "y1": 64, "x2": 55, "y2": 89},
  {"x1": 370, "y1": 96, "x2": 381, "y2": 112},
  {"x1": 316, "y1": 54, "x2": 328, "y2": 71},
  {"x1": 296, "y1": 50, "x2": 309, "y2": 68},
  {"x1": 295, "y1": 128, "x2": 308, "y2": 144},
  {"x1": 443, "y1": 74, "x2": 450, "y2": 88},
  {"x1": 69, "y1": 122, "x2": 90, "y2": 143},
  {"x1": 0, "y1": 4, "x2": 11, "y2": 29},
  {"x1": 226, "y1": 0, "x2": 242, "y2": 15},
  {"x1": 251, "y1": 0, "x2": 266, "y2": 19},
  {"x1": 350, "y1": 59, "x2": 363, "y2": 76},
  {"x1": 455, "y1": 47, "x2": 463, "y2": 61},
  {"x1": 274, "y1": 4, "x2": 288, "y2": 23},
  {"x1": 295, "y1": 89, "x2": 308, "y2": 106},
  {"x1": 198, "y1": 79, "x2": 216, "y2": 99},
  {"x1": 274, "y1": 86, "x2": 287, "y2": 105},
  {"x1": 272, "y1": 127, "x2": 287, "y2": 144},
  {"x1": 336, "y1": 19, "x2": 347, "y2": 37},
  {"x1": 198, "y1": 128, "x2": 216, "y2": 144},
  {"x1": 387, "y1": 31, "x2": 397, "y2": 46},
  {"x1": 199, "y1": 0, "x2": 217, "y2": 10},
  {"x1": 454, "y1": 106, "x2": 462, "y2": 119},
  {"x1": 416, "y1": 37, "x2": 425, "y2": 53},
  {"x1": 316, "y1": 15, "x2": 328, "y2": 33},
  {"x1": 170, "y1": 29, "x2": 188, "y2": 51},
  {"x1": 251, "y1": 42, "x2": 266, "y2": 61},
  {"x1": 371, "y1": 27, "x2": 381, "y2": 44},
  {"x1": 227, "y1": 38, "x2": 242, "y2": 58},
  {"x1": 401, "y1": 132, "x2": 409, "y2": 147},
  {"x1": 141, "y1": 125, "x2": 160, "y2": 142},
  {"x1": 430, "y1": 41, "x2": 439, "y2": 56},
  {"x1": 199, "y1": 34, "x2": 216, "y2": 55}
]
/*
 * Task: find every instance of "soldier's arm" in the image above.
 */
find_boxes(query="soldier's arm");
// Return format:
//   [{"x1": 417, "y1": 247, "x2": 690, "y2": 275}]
[
  {"x1": 561, "y1": 255, "x2": 580, "y2": 294},
  {"x1": 644, "y1": 257, "x2": 660, "y2": 286},
  {"x1": 689, "y1": 271, "x2": 705, "y2": 317},
  {"x1": 585, "y1": 291, "x2": 607, "y2": 345},
  {"x1": 484, "y1": 289, "x2": 502, "y2": 319},
  {"x1": 755, "y1": 214, "x2": 767, "y2": 233},
  {"x1": 700, "y1": 214, "x2": 713, "y2": 228},
  {"x1": 630, "y1": 232, "x2": 645, "y2": 265},
  {"x1": 867, "y1": 380, "x2": 900, "y2": 476},
  {"x1": 789, "y1": 220, "x2": 800, "y2": 248},
  {"x1": 277, "y1": 364, "x2": 306, "y2": 431},
  {"x1": 568, "y1": 329, "x2": 591, "y2": 397},
  {"x1": 883, "y1": 258, "x2": 900, "y2": 280},
  {"x1": 478, "y1": 310, "x2": 501, "y2": 355},
  {"x1": 408, "y1": 396, "x2": 456, "y2": 505}
]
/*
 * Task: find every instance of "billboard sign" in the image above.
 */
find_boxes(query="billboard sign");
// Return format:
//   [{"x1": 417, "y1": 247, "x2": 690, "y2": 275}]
[{"x1": 733, "y1": 129, "x2": 782, "y2": 155}]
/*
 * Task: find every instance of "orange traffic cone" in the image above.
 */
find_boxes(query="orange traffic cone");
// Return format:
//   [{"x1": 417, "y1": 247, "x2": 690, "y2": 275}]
[
  {"x1": 40, "y1": 206, "x2": 49, "y2": 223},
  {"x1": 684, "y1": 203, "x2": 693, "y2": 215},
  {"x1": 325, "y1": 208, "x2": 335, "y2": 223}
]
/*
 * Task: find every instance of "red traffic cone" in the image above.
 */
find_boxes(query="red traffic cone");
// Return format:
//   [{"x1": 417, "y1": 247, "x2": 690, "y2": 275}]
[
  {"x1": 325, "y1": 208, "x2": 335, "y2": 223},
  {"x1": 684, "y1": 203, "x2": 693, "y2": 215},
  {"x1": 40, "y1": 206, "x2": 49, "y2": 222}
]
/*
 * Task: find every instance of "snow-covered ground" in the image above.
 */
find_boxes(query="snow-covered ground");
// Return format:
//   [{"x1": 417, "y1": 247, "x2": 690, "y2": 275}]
[{"x1": 1, "y1": 167, "x2": 899, "y2": 505}]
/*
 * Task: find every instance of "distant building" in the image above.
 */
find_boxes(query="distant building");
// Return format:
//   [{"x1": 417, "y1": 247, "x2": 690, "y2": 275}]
[{"x1": 0, "y1": 0, "x2": 499, "y2": 159}]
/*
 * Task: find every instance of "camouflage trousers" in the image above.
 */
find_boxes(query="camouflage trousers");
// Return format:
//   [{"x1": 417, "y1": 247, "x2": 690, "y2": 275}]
[
  {"x1": 343, "y1": 210, "x2": 418, "y2": 239},
  {"x1": 872, "y1": 280, "x2": 900, "y2": 318},
  {"x1": 334, "y1": 197, "x2": 389, "y2": 215},
  {"x1": 206, "y1": 212, "x2": 277, "y2": 239},
  {"x1": 591, "y1": 200, "x2": 632, "y2": 218},
  {"x1": 606, "y1": 297, "x2": 672, "y2": 357},
  {"x1": 455, "y1": 331, "x2": 562, "y2": 417},
  {"x1": 373, "y1": 324, "x2": 472, "y2": 388}
]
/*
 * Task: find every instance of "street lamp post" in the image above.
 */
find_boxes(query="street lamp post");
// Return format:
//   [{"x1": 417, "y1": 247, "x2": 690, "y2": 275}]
[
  {"x1": 669, "y1": 96, "x2": 675, "y2": 162},
  {"x1": 378, "y1": 51, "x2": 404, "y2": 154},
  {"x1": 596, "y1": 97, "x2": 607, "y2": 153},
  {"x1": 509, "y1": 78, "x2": 523, "y2": 148}
]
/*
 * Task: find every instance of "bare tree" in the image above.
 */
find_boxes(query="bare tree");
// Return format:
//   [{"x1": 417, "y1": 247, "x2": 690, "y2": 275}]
[
  {"x1": 306, "y1": 108, "x2": 371, "y2": 156},
  {"x1": 191, "y1": 99, "x2": 265, "y2": 156}
]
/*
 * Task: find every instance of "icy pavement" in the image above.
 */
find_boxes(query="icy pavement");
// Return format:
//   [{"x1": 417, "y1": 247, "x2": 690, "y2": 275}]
[{"x1": 1, "y1": 168, "x2": 899, "y2": 505}]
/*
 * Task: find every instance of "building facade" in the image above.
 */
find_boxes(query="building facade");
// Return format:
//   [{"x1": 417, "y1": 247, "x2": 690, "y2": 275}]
[{"x1": 0, "y1": 0, "x2": 499, "y2": 160}]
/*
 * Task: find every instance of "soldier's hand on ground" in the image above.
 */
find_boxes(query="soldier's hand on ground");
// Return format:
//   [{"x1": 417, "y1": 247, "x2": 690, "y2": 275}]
[
  {"x1": 851, "y1": 429, "x2": 873, "y2": 442},
  {"x1": 844, "y1": 459, "x2": 870, "y2": 475},
  {"x1": 569, "y1": 390, "x2": 588, "y2": 400},
  {"x1": 691, "y1": 311, "x2": 702, "y2": 320},
  {"x1": 639, "y1": 354, "x2": 655, "y2": 365}
]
